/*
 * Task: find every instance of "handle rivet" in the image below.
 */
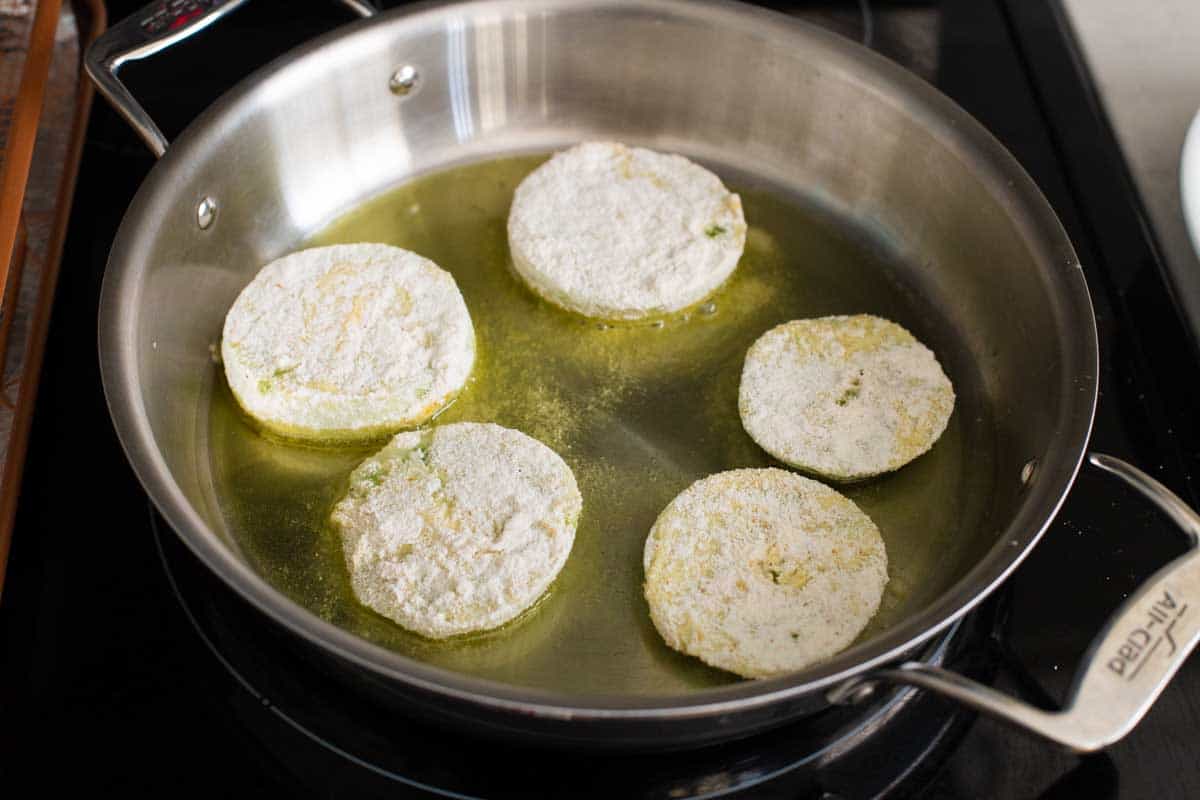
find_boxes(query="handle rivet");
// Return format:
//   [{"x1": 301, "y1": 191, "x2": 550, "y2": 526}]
[
  {"x1": 197, "y1": 197, "x2": 217, "y2": 230},
  {"x1": 389, "y1": 65, "x2": 420, "y2": 96},
  {"x1": 845, "y1": 682, "x2": 875, "y2": 704},
  {"x1": 1020, "y1": 459, "x2": 1038, "y2": 486},
  {"x1": 828, "y1": 680, "x2": 876, "y2": 705}
]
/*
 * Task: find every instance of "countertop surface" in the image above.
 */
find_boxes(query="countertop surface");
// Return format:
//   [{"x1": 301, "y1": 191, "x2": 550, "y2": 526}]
[{"x1": 1060, "y1": 0, "x2": 1200, "y2": 341}]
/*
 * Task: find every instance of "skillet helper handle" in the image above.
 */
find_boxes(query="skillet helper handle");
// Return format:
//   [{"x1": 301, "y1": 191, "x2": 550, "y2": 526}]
[
  {"x1": 830, "y1": 453, "x2": 1200, "y2": 753},
  {"x1": 84, "y1": 0, "x2": 377, "y2": 158}
]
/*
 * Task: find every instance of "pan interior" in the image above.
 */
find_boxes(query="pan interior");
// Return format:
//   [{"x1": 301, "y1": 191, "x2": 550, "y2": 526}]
[{"x1": 206, "y1": 153, "x2": 998, "y2": 696}]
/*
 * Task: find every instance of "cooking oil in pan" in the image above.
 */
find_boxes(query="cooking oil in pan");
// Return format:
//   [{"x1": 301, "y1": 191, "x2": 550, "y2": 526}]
[{"x1": 207, "y1": 155, "x2": 996, "y2": 694}]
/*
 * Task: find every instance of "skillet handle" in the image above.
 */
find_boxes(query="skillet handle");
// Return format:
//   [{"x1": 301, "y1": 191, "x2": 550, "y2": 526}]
[
  {"x1": 829, "y1": 453, "x2": 1200, "y2": 753},
  {"x1": 84, "y1": 0, "x2": 377, "y2": 158}
]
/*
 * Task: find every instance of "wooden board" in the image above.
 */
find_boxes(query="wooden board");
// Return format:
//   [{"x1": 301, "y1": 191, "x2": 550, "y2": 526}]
[{"x1": 0, "y1": 0, "x2": 106, "y2": 596}]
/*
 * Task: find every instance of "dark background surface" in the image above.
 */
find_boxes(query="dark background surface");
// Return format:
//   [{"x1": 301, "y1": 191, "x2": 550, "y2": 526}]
[{"x1": 2, "y1": 0, "x2": 1199, "y2": 796}]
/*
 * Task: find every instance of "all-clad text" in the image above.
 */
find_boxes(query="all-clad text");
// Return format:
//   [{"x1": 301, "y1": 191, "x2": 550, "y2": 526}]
[{"x1": 1107, "y1": 590, "x2": 1188, "y2": 680}]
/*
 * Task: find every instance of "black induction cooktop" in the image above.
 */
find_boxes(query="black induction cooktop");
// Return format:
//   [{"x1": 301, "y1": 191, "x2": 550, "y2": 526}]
[{"x1": 3, "y1": 1, "x2": 1199, "y2": 797}]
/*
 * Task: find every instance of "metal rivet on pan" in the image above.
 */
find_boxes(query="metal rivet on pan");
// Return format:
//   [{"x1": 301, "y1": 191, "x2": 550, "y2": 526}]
[
  {"x1": 1021, "y1": 459, "x2": 1038, "y2": 485},
  {"x1": 197, "y1": 196, "x2": 217, "y2": 230},
  {"x1": 827, "y1": 680, "x2": 876, "y2": 706},
  {"x1": 844, "y1": 683, "x2": 875, "y2": 704},
  {"x1": 389, "y1": 65, "x2": 420, "y2": 96}
]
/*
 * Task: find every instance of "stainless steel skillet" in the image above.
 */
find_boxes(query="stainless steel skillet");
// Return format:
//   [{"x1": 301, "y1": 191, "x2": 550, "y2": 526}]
[{"x1": 87, "y1": 0, "x2": 1200, "y2": 750}]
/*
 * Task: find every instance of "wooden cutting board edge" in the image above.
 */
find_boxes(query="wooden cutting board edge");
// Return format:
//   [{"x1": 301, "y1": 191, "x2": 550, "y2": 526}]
[{"x1": 0, "y1": 0, "x2": 107, "y2": 599}]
